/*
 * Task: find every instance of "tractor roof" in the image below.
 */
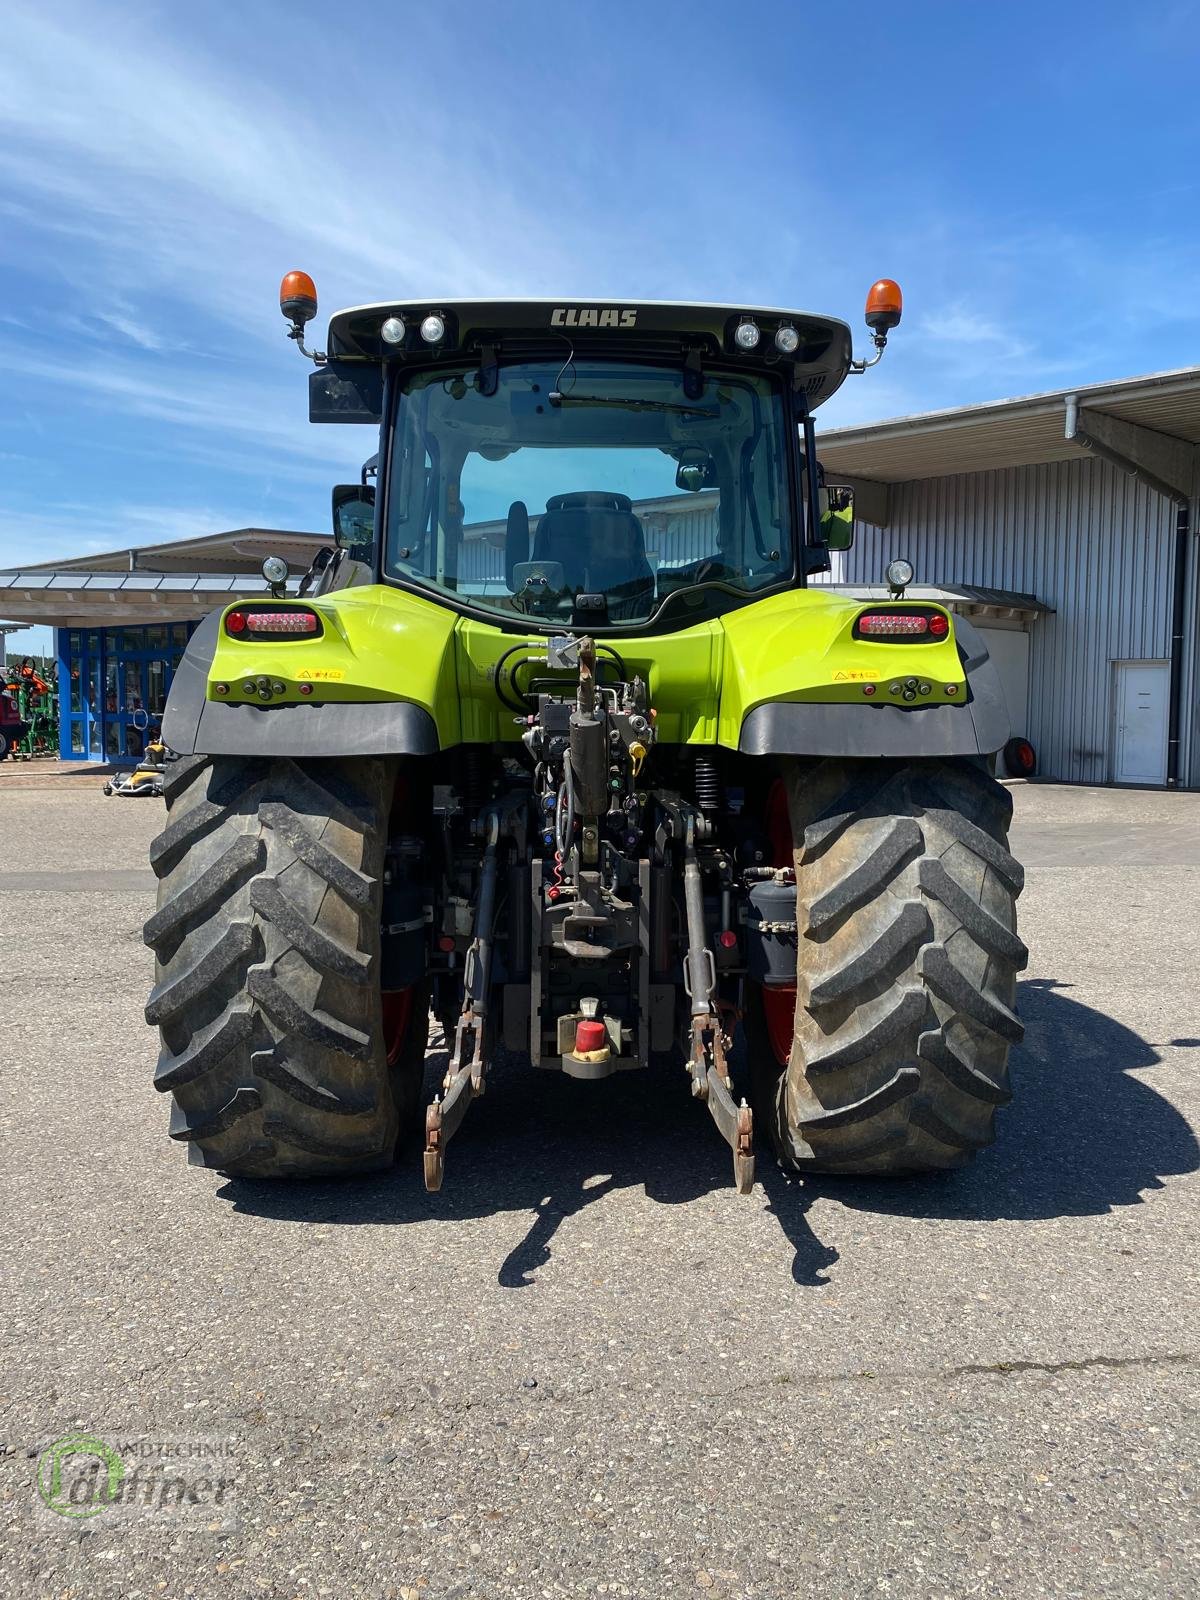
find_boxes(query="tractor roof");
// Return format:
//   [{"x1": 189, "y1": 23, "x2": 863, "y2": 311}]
[{"x1": 326, "y1": 298, "x2": 855, "y2": 409}]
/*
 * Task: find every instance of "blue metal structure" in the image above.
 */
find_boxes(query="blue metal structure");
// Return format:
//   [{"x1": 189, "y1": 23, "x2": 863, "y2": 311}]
[{"x1": 56, "y1": 621, "x2": 195, "y2": 761}]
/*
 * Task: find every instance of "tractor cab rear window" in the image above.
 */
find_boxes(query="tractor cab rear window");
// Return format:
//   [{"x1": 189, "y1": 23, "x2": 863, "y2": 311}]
[{"x1": 383, "y1": 360, "x2": 794, "y2": 627}]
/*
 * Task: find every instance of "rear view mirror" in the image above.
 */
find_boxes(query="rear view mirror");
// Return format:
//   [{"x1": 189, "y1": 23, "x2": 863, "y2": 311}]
[
  {"x1": 511, "y1": 560, "x2": 566, "y2": 595},
  {"x1": 332, "y1": 483, "x2": 375, "y2": 552},
  {"x1": 309, "y1": 362, "x2": 384, "y2": 424},
  {"x1": 675, "y1": 449, "x2": 717, "y2": 493},
  {"x1": 821, "y1": 484, "x2": 855, "y2": 551}
]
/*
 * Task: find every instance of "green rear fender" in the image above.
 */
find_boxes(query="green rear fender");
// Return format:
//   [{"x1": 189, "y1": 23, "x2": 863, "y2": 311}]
[
  {"x1": 162, "y1": 587, "x2": 460, "y2": 756},
  {"x1": 165, "y1": 583, "x2": 1005, "y2": 760},
  {"x1": 720, "y1": 591, "x2": 1007, "y2": 757},
  {"x1": 718, "y1": 589, "x2": 966, "y2": 734}
]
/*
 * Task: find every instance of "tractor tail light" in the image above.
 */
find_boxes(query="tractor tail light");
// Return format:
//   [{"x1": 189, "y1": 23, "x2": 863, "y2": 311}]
[
  {"x1": 244, "y1": 610, "x2": 319, "y2": 634},
  {"x1": 225, "y1": 608, "x2": 322, "y2": 638},
  {"x1": 858, "y1": 613, "x2": 929, "y2": 635},
  {"x1": 854, "y1": 608, "x2": 951, "y2": 641}
]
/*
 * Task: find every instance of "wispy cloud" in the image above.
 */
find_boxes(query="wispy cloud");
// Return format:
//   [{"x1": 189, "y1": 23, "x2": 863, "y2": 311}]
[
  {"x1": 0, "y1": 499, "x2": 287, "y2": 569},
  {"x1": 1, "y1": 342, "x2": 358, "y2": 471},
  {"x1": 919, "y1": 304, "x2": 1031, "y2": 359},
  {"x1": 94, "y1": 311, "x2": 167, "y2": 352},
  {"x1": 0, "y1": 0, "x2": 616, "y2": 565},
  {"x1": 0, "y1": 4, "x2": 586, "y2": 338}
]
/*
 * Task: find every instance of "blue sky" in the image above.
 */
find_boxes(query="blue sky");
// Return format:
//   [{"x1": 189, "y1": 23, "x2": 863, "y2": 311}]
[{"x1": 2, "y1": 0, "x2": 1198, "y2": 636}]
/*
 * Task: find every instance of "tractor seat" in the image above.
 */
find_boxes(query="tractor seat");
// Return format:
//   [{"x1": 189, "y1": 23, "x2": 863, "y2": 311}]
[{"x1": 532, "y1": 492, "x2": 655, "y2": 618}]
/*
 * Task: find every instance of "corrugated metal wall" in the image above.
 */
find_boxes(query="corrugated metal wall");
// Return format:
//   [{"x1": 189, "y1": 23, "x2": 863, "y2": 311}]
[
  {"x1": 640, "y1": 509, "x2": 721, "y2": 569},
  {"x1": 836, "y1": 455, "x2": 1190, "y2": 785},
  {"x1": 1184, "y1": 488, "x2": 1200, "y2": 789}
]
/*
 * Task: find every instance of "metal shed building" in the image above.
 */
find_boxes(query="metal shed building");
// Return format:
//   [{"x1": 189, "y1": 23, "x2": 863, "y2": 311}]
[
  {"x1": 818, "y1": 367, "x2": 1200, "y2": 788},
  {"x1": 0, "y1": 529, "x2": 326, "y2": 761}
]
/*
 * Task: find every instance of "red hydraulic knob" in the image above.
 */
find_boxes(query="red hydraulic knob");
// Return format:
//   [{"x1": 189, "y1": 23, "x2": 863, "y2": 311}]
[{"x1": 574, "y1": 1020, "x2": 607, "y2": 1053}]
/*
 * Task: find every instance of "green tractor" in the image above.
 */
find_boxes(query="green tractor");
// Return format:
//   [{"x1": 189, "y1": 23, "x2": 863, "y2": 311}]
[{"x1": 144, "y1": 277, "x2": 1026, "y2": 1190}]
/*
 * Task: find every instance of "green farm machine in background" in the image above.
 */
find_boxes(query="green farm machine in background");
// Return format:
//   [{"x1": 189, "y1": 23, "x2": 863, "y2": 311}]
[
  {"x1": 144, "y1": 276, "x2": 1026, "y2": 1193},
  {"x1": 0, "y1": 658, "x2": 58, "y2": 761}
]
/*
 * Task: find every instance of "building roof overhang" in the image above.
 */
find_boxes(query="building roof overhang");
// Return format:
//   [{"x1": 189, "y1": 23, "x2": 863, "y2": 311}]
[
  {"x1": 0, "y1": 527, "x2": 328, "y2": 630},
  {"x1": 828, "y1": 582, "x2": 1052, "y2": 623},
  {"x1": 15, "y1": 528, "x2": 329, "y2": 576},
  {"x1": 819, "y1": 365, "x2": 1200, "y2": 495},
  {"x1": 0, "y1": 570, "x2": 308, "y2": 630}
]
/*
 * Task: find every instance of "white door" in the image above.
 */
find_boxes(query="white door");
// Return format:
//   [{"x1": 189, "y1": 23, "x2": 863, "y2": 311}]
[
  {"x1": 1112, "y1": 661, "x2": 1169, "y2": 785},
  {"x1": 977, "y1": 625, "x2": 1030, "y2": 736}
]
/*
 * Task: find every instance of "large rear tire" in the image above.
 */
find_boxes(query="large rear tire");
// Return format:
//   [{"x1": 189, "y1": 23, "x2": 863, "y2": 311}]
[
  {"x1": 143, "y1": 754, "x2": 424, "y2": 1177},
  {"x1": 751, "y1": 757, "x2": 1027, "y2": 1175}
]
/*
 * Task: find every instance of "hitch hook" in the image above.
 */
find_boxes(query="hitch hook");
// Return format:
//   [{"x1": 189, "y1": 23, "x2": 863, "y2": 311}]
[
  {"x1": 690, "y1": 1012, "x2": 755, "y2": 1195},
  {"x1": 424, "y1": 1007, "x2": 486, "y2": 1192}
]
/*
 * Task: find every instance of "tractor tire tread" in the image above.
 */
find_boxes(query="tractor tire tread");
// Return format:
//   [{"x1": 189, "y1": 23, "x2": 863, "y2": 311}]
[
  {"x1": 807, "y1": 816, "x2": 923, "y2": 932},
  {"x1": 793, "y1": 1065, "x2": 921, "y2": 1130},
  {"x1": 807, "y1": 900, "x2": 931, "y2": 1004},
  {"x1": 145, "y1": 920, "x2": 260, "y2": 1026},
  {"x1": 153, "y1": 1002, "x2": 254, "y2": 1092},
  {"x1": 758, "y1": 756, "x2": 1026, "y2": 1175},
  {"x1": 144, "y1": 836, "x2": 266, "y2": 951},
  {"x1": 144, "y1": 754, "x2": 406, "y2": 1177},
  {"x1": 248, "y1": 879, "x2": 372, "y2": 982},
  {"x1": 257, "y1": 801, "x2": 376, "y2": 908}
]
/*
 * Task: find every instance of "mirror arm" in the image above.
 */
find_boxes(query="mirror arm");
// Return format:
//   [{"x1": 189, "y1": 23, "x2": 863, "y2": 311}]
[{"x1": 298, "y1": 547, "x2": 336, "y2": 597}]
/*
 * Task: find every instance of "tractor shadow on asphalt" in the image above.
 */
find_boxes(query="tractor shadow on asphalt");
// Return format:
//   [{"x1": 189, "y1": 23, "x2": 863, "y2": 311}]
[
  {"x1": 786, "y1": 977, "x2": 1200, "y2": 1243},
  {"x1": 221, "y1": 978, "x2": 1198, "y2": 1288}
]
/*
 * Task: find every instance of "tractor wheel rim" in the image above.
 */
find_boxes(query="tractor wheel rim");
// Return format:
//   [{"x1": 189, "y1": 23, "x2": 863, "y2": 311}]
[{"x1": 760, "y1": 983, "x2": 797, "y2": 1067}]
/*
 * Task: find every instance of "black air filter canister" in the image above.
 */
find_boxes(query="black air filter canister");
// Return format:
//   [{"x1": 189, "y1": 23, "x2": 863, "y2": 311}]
[{"x1": 744, "y1": 879, "x2": 798, "y2": 986}]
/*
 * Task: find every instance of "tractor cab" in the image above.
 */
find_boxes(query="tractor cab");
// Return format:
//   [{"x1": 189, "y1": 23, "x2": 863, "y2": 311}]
[{"x1": 293, "y1": 292, "x2": 904, "y2": 630}]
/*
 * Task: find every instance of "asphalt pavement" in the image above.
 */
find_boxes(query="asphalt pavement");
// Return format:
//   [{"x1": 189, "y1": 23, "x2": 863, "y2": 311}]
[{"x1": 0, "y1": 777, "x2": 1196, "y2": 1599}]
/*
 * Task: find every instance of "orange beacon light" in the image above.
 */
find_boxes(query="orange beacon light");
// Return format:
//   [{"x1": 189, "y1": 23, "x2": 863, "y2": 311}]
[
  {"x1": 865, "y1": 278, "x2": 903, "y2": 334},
  {"x1": 279, "y1": 271, "x2": 318, "y2": 327}
]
